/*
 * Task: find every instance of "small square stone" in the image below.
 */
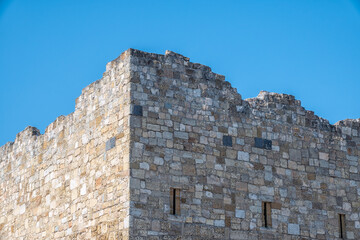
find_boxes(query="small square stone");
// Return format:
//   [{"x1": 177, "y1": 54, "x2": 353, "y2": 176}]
[
  {"x1": 132, "y1": 105, "x2": 143, "y2": 116},
  {"x1": 264, "y1": 139, "x2": 272, "y2": 150},
  {"x1": 165, "y1": 102, "x2": 172, "y2": 109},
  {"x1": 223, "y1": 136, "x2": 232, "y2": 147},
  {"x1": 106, "y1": 137, "x2": 116, "y2": 151},
  {"x1": 235, "y1": 209, "x2": 245, "y2": 218},
  {"x1": 288, "y1": 223, "x2": 300, "y2": 235}
]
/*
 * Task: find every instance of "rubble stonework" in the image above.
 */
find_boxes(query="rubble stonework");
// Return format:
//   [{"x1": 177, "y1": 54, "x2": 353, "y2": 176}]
[{"x1": 0, "y1": 49, "x2": 359, "y2": 239}]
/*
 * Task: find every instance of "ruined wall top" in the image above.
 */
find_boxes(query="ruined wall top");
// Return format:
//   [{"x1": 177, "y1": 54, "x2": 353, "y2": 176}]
[
  {"x1": 1, "y1": 49, "x2": 359, "y2": 154},
  {"x1": 127, "y1": 48, "x2": 359, "y2": 136}
]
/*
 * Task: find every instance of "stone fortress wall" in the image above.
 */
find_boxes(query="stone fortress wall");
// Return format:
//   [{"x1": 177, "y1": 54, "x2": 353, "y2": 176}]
[
  {"x1": 128, "y1": 50, "x2": 360, "y2": 239},
  {"x1": 0, "y1": 51, "x2": 133, "y2": 239},
  {"x1": 0, "y1": 49, "x2": 359, "y2": 239}
]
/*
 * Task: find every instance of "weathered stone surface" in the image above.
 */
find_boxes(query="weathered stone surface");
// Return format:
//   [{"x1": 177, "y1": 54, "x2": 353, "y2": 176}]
[
  {"x1": 0, "y1": 50, "x2": 132, "y2": 239},
  {"x1": 223, "y1": 135, "x2": 233, "y2": 147},
  {"x1": 288, "y1": 223, "x2": 300, "y2": 235},
  {"x1": 105, "y1": 136, "x2": 116, "y2": 151},
  {"x1": 235, "y1": 209, "x2": 246, "y2": 218},
  {"x1": 132, "y1": 105, "x2": 143, "y2": 116},
  {"x1": 1, "y1": 49, "x2": 359, "y2": 239},
  {"x1": 254, "y1": 137, "x2": 272, "y2": 150}
]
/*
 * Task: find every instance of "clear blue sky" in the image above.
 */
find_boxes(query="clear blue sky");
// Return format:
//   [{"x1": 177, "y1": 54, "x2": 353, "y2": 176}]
[{"x1": 1, "y1": 0, "x2": 360, "y2": 146}]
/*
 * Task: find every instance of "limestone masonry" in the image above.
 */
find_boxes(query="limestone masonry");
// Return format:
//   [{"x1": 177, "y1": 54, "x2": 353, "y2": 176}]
[{"x1": 1, "y1": 49, "x2": 359, "y2": 240}]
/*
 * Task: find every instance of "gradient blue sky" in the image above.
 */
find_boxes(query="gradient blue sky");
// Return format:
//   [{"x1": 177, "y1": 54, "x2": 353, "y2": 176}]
[{"x1": 1, "y1": 0, "x2": 360, "y2": 146}]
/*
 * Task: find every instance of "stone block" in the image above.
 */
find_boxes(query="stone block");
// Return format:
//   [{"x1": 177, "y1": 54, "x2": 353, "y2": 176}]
[
  {"x1": 254, "y1": 137, "x2": 272, "y2": 150},
  {"x1": 132, "y1": 105, "x2": 143, "y2": 116},
  {"x1": 237, "y1": 151, "x2": 249, "y2": 161},
  {"x1": 223, "y1": 135, "x2": 233, "y2": 147},
  {"x1": 289, "y1": 149, "x2": 301, "y2": 162},
  {"x1": 106, "y1": 137, "x2": 116, "y2": 151},
  {"x1": 235, "y1": 209, "x2": 245, "y2": 218},
  {"x1": 288, "y1": 223, "x2": 300, "y2": 235}
]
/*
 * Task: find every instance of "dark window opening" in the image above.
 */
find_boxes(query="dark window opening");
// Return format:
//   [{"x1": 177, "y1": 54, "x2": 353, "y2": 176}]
[
  {"x1": 339, "y1": 214, "x2": 345, "y2": 239},
  {"x1": 263, "y1": 202, "x2": 272, "y2": 228},
  {"x1": 170, "y1": 188, "x2": 180, "y2": 215},
  {"x1": 172, "y1": 188, "x2": 176, "y2": 215}
]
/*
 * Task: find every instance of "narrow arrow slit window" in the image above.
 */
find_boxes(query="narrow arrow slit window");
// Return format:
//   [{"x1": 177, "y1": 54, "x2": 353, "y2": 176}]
[
  {"x1": 263, "y1": 202, "x2": 272, "y2": 228},
  {"x1": 170, "y1": 188, "x2": 180, "y2": 215},
  {"x1": 339, "y1": 214, "x2": 345, "y2": 239}
]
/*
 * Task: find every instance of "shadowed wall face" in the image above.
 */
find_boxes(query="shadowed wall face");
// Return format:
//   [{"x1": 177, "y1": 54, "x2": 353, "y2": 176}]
[{"x1": 128, "y1": 50, "x2": 360, "y2": 239}]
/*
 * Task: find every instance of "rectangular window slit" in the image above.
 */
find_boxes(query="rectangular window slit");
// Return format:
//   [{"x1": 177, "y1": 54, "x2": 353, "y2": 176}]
[
  {"x1": 339, "y1": 214, "x2": 345, "y2": 239},
  {"x1": 170, "y1": 188, "x2": 180, "y2": 215},
  {"x1": 263, "y1": 202, "x2": 272, "y2": 228},
  {"x1": 172, "y1": 188, "x2": 176, "y2": 215}
]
